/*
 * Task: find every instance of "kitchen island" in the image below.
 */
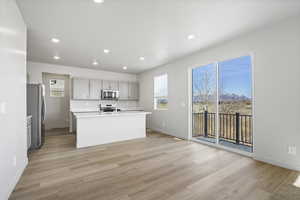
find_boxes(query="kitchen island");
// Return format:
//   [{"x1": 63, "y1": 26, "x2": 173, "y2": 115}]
[{"x1": 74, "y1": 111, "x2": 151, "y2": 148}]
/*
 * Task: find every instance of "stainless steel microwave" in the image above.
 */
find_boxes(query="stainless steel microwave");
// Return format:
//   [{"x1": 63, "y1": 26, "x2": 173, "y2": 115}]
[{"x1": 101, "y1": 89, "x2": 119, "y2": 100}]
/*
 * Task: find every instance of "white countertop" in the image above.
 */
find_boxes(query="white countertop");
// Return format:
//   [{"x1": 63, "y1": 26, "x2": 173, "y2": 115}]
[
  {"x1": 71, "y1": 107, "x2": 144, "y2": 113},
  {"x1": 74, "y1": 111, "x2": 151, "y2": 119},
  {"x1": 71, "y1": 109, "x2": 99, "y2": 113}
]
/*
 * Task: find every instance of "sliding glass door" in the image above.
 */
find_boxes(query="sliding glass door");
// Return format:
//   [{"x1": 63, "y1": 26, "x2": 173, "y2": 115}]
[
  {"x1": 218, "y1": 56, "x2": 253, "y2": 152},
  {"x1": 192, "y1": 63, "x2": 217, "y2": 143},
  {"x1": 192, "y1": 55, "x2": 253, "y2": 153}
]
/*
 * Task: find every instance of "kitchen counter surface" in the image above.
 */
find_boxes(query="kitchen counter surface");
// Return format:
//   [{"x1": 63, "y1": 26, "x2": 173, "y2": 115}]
[
  {"x1": 71, "y1": 109, "x2": 99, "y2": 113},
  {"x1": 71, "y1": 107, "x2": 144, "y2": 113},
  {"x1": 74, "y1": 111, "x2": 151, "y2": 119}
]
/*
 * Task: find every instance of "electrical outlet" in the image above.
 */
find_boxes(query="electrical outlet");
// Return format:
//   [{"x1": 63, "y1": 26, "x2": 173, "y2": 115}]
[
  {"x1": 162, "y1": 121, "x2": 166, "y2": 128},
  {"x1": 288, "y1": 146, "x2": 297, "y2": 155}
]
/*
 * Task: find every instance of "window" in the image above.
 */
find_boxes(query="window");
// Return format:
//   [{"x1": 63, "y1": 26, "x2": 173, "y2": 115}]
[
  {"x1": 50, "y1": 79, "x2": 65, "y2": 97},
  {"x1": 154, "y1": 74, "x2": 168, "y2": 110}
]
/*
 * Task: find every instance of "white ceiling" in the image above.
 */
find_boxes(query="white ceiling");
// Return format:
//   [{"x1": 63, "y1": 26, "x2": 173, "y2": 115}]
[{"x1": 17, "y1": 0, "x2": 300, "y2": 74}]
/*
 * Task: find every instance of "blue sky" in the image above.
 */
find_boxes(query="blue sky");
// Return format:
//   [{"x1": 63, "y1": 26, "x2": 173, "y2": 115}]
[{"x1": 192, "y1": 55, "x2": 252, "y2": 98}]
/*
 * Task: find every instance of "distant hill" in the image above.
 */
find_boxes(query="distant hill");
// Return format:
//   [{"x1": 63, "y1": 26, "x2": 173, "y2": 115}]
[
  {"x1": 193, "y1": 93, "x2": 251, "y2": 103},
  {"x1": 220, "y1": 93, "x2": 251, "y2": 101}
]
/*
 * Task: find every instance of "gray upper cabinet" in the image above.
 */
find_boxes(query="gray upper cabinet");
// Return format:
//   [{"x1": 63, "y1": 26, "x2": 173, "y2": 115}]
[
  {"x1": 128, "y1": 82, "x2": 139, "y2": 100},
  {"x1": 119, "y1": 81, "x2": 129, "y2": 100},
  {"x1": 72, "y1": 78, "x2": 138, "y2": 100},
  {"x1": 89, "y1": 79, "x2": 102, "y2": 99},
  {"x1": 72, "y1": 78, "x2": 90, "y2": 99},
  {"x1": 102, "y1": 80, "x2": 119, "y2": 90},
  {"x1": 111, "y1": 80, "x2": 119, "y2": 91}
]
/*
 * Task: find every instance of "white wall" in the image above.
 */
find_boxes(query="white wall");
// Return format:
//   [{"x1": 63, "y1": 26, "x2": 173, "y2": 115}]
[
  {"x1": 27, "y1": 61, "x2": 137, "y2": 83},
  {"x1": 0, "y1": 0, "x2": 27, "y2": 199},
  {"x1": 139, "y1": 15, "x2": 300, "y2": 171}
]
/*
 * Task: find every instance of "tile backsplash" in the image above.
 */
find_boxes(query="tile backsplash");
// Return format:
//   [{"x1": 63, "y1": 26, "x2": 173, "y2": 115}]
[{"x1": 70, "y1": 100, "x2": 140, "y2": 111}]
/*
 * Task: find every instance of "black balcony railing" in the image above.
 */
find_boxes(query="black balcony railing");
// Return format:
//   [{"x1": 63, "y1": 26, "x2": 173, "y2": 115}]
[{"x1": 193, "y1": 111, "x2": 253, "y2": 146}]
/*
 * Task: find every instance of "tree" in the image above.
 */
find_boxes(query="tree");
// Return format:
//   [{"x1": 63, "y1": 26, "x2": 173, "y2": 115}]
[{"x1": 193, "y1": 69, "x2": 216, "y2": 113}]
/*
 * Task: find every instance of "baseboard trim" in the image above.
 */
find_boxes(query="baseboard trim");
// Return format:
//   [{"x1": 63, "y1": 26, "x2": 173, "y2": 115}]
[
  {"x1": 148, "y1": 128, "x2": 300, "y2": 172},
  {"x1": 6, "y1": 156, "x2": 28, "y2": 200},
  {"x1": 254, "y1": 155, "x2": 300, "y2": 172}
]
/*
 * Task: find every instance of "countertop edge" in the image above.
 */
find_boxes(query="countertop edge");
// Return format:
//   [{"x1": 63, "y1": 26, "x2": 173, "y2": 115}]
[{"x1": 74, "y1": 112, "x2": 151, "y2": 119}]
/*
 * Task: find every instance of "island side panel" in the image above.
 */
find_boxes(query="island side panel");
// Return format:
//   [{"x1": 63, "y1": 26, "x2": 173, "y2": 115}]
[{"x1": 76, "y1": 114, "x2": 146, "y2": 148}]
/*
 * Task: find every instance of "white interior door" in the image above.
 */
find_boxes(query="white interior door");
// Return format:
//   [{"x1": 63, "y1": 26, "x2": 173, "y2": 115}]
[{"x1": 42, "y1": 73, "x2": 70, "y2": 130}]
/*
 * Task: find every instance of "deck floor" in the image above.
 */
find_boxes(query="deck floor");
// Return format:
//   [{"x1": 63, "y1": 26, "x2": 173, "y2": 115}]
[
  {"x1": 194, "y1": 136, "x2": 253, "y2": 152},
  {"x1": 10, "y1": 130, "x2": 300, "y2": 200}
]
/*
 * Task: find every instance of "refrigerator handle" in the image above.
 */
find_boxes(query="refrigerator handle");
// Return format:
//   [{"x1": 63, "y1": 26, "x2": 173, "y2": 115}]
[{"x1": 41, "y1": 85, "x2": 46, "y2": 121}]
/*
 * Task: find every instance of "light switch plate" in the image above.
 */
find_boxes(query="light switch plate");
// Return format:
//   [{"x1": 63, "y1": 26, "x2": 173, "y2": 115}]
[
  {"x1": 0, "y1": 102, "x2": 7, "y2": 114},
  {"x1": 288, "y1": 146, "x2": 297, "y2": 155},
  {"x1": 13, "y1": 156, "x2": 17, "y2": 167}
]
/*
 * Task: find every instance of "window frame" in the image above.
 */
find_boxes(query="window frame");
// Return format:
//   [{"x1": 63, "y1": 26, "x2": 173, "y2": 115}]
[
  {"x1": 49, "y1": 79, "x2": 65, "y2": 98},
  {"x1": 153, "y1": 73, "x2": 168, "y2": 110}
]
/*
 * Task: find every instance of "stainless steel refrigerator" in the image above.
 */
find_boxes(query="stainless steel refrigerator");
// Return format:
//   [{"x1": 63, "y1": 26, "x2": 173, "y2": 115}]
[{"x1": 27, "y1": 84, "x2": 46, "y2": 150}]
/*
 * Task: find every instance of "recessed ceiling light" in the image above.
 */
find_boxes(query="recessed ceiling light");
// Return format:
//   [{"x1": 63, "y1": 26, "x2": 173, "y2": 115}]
[
  {"x1": 139, "y1": 57, "x2": 145, "y2": 61},
  {"x1": 51, "y1": 38, "x2": 60, "y2": 43},
  {"x1": 94, "y1": 0, "x2": 104, "y2": 3},
  {"x1": 93, "y1": 61, "x2": 99, "y2": 65},
  {"x1": 123, "y1": 66, "x2": 127, "y2": 70},
  {"x1": 104, "y1": 49, "x2": 110, "y2": 54},
  {"x1": 53, "y1": 56, "x2": 60, "y2": 60},
  {"x1": 187, "y1": 34, "x2": 195, "y2": 40}
]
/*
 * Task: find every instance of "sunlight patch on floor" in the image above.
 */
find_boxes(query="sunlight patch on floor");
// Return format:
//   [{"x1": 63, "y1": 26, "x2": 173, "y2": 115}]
[
  {"x1": 293, "y1": 175, "x2": 300, "y2": 188},
  {"x1": 173, "y1": 137, "x2": 183, "y2": 141}
]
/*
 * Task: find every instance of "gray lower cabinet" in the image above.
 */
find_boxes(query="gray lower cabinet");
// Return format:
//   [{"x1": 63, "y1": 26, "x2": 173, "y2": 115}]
[
  {"x1": 72, "y1": 78, "x2": 90, "y2": 99},
  {"x1": 89, "y1": 79, "x2": 102, "y2": 99},
  {"x1": 27, "y1": 116, "x2": 32, "y2": 150}
]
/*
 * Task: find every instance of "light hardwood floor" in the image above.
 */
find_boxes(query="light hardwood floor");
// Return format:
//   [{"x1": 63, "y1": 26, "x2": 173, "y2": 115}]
[{"x1": 10, "y1": 131, "x2": 300, "y2": 200}]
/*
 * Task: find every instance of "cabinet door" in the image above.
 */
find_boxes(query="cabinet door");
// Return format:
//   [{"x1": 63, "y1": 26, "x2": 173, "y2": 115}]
[
  {"x1": 27, "y1": 125, "x2": 31, "y2": 150},
  {"x1": 119, "y1": 81, "x2": 129, "y2": 100},
  {"x1": 89, "y1": 79, "x2": 102, "y2": 99},
  {"x1": 133, "y1": 82, "x2": 139, "y2": 100},
  {"x1": 110, "y1": 80, "x2": 119, "y2": 91},
  {"x1": 72, "y1": 78, "x2": 90, "y2": 99},
  {"x1": 128, "y1": 82, "x2": 139, "y2": 100},
  {"x1": 102, "y1": 80, "x2": 110, "y2": 90},
  {"x1": 102, "y1": 80, "x2": 109, "y2": 90},
  {"x1": 102, "y1": 80, "x2": 119, "y2": 90}
]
